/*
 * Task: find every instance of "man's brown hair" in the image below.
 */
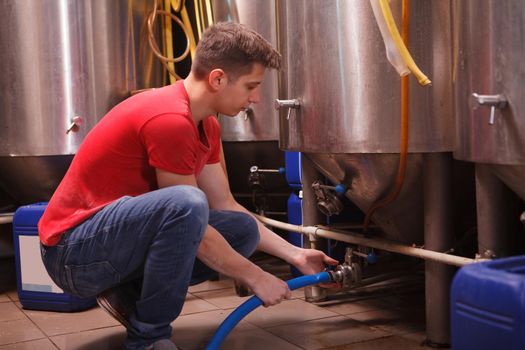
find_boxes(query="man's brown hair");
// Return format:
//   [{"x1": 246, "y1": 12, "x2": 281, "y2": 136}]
[{"x1": 192, "y1": 22, "x2": 281, "y2": 81}]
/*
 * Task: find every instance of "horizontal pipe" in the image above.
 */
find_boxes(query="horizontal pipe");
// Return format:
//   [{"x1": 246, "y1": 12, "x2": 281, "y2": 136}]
[
  {"x1": 0, "y1": 213, "x2": 14, "y2": 225},
  {"x1": 254, "y1": 214, "x2": 476, "y2": 267}
]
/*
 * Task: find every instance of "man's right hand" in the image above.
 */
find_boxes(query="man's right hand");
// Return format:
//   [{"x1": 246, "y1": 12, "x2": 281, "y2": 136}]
[{"x1": 247, "y1": 269, "x2": 292, "y2": 307}]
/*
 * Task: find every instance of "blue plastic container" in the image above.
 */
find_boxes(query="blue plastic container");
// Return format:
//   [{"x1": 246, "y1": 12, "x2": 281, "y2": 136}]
[
  {"x1": 12, "y1": 203, "x2": 96, "y2": 312},
  {"x1": 451, "y1": 255, "x2": 525, "y2": 350}
]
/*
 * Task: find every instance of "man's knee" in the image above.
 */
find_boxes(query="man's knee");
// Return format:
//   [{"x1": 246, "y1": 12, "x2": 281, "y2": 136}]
[{"x1": 160, "y1": 186, "x2": 208, "y2": 217}]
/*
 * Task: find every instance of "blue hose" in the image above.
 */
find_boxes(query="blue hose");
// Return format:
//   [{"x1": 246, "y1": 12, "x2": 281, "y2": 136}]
[{"x1": 205, "y1": 271, "x2": 332, "y2": 350}]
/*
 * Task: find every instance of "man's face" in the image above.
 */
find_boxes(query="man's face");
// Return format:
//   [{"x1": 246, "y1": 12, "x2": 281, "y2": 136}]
[{"x1": 216, "y1": 63, "x2": 266, "y2": 117}]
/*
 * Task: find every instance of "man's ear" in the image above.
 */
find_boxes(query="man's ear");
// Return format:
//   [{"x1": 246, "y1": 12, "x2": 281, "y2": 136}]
[{"x1": 208, "y1": 69, "x2": 226, "y2": 91}]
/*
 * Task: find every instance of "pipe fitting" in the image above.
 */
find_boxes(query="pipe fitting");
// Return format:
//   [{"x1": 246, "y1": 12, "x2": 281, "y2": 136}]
[
  {"x1": 312, "y1": 181, "x2": 344, "y2": 216},
  {"x1": 329, "y1": 263, "x2": 361, "y2": 288}
]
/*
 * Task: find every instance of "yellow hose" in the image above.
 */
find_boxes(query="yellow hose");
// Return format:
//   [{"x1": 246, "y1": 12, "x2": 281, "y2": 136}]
[
  {"x1": 180, "y1": 6, "x2": 197, "y2": 59},
  {"x1": 378, "y1": 0, "x2": 431, "y2": 86},
  {"x1": 164, "y1": 0, "x2": 177, "y2": 84}
]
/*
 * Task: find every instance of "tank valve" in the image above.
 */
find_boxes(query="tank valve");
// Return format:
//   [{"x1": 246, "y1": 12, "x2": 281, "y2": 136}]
[
  {"x1": 66, "y1": 115, "x2": 84, "y2": 134},
  {"x1": 241, "y1": 106, "x2": 254, "y2": 121},
  {"x1": 329, "y1": 263, "x2": 361, "y2": 288},
  {"x1": 274, "y1": 99, "x2": 301, "y2": 120},
  {"x1": 312, "y1": 181, "x2": 345, "y2": 216},
  {"x1": 248, "y1": 166, "x2": 285, "y2": 192},
  {"x1": 472, "y1": 93, "x2": 507, "y2": 125}
]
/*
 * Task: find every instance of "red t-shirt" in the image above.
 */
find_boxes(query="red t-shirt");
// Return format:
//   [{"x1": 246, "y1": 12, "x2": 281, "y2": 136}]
[{"x1": 39, "y1": 81, "x2": 221, "y2": 246}]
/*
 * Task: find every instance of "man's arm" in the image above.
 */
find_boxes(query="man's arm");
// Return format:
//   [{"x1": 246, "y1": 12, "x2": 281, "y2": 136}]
[
  {"x1": 156, "y1": 168, "x2": 291, "y2": 306},
  {"x1": 197, "y1": 162, "x2": 338, "y2": 276}
]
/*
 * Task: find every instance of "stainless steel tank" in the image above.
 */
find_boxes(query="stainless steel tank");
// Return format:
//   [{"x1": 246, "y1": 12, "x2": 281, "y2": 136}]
[
  {"x1": 453, "y1": 0, "x2": 525, "y2": 200},
  {"x1": 212, "y1": 0, "x2": 279, "y2": 141},
  {"x1": 211, "y1": 0, "x2": 288, "y2": 217},
  {"x1": 0, "y1": 0, "x2": 162, "y2": 203},
  {"x1": 277, "y1": 0, "x2": 454, "y2": 243}
]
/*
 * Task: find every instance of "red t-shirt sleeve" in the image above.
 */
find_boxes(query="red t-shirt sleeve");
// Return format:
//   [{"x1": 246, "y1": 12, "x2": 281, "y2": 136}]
[{"x1": 140, "y1": 113, "x2": 198, "y2": 175}]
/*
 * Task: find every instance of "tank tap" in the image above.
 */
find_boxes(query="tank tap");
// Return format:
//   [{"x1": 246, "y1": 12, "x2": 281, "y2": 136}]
[
  {"x1": 274, "y1": 99, "x2": 301, "y2": 120},
  {"x1": 66, "y1": 115, "x2": 84, "y2": 134},
  {"x1": 328, "y1": 263, "x2": 361, "y2": 288},
  {"x1": 472, "y1": 93, "x2": 507, "y2": 125}
]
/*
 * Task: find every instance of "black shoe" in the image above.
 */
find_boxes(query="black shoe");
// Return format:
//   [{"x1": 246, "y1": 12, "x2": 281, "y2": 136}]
[{"x1": 96, "y1": 286, "x2": 136, "y2": 329}]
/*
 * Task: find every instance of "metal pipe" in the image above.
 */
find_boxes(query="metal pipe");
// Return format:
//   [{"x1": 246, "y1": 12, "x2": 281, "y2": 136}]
[
  {"x1": 0, "y1": 213, "x2": 14, "y2": 224},
  {"x1": 475, "y1": 164, "x2": 517, "y2": 258},
  {"x1": 423, "y1": 152, "x2": 454, "y2": 346},
  {"x1": 253, "y1": 214, "x2": 476, "y2": 267},
  {"x1": 301, "y1": 155, "x2": 328, "y2": 301}
]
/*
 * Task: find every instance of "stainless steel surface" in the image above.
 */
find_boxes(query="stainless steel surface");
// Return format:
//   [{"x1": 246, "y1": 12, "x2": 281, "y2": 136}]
[
  {"x1": 0, "y1": 0, "x2": 162, "y2": 203},
  {"x1": 453, "y1": 0, "x2": 525, "y2": 163},
  {"x1": 423, "y1": 153, "x2": 453, "y2": 346},
  {"x1": 0, "y1": 0, "x2": 161, "y2": 156},
  {"x1": 277, "y1": 0, "x2": 454, "y2": 153},
  {"x1": 0, "y1": 155, "x2": 73, "y2": 204},
  {"x1": 306, "y1": 153, "x2": 424, "y2": 244},
  {"x1": 212, "y1": 0, "x2": 280, "y2": 141},
  {"x1": 475, "y1": 164, "x2": 523, "y2": 258}
]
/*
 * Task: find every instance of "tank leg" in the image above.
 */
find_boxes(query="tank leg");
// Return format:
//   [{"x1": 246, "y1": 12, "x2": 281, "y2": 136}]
[
  {"x1": 475, "y1": 164, "x2": 520, "y2": 258},
  {"x1": 301, "y1": 155, "x2": 327, "y2": 302},
  {"x1": 423, "y1": 153, "x2": 454, "y2": 347}
]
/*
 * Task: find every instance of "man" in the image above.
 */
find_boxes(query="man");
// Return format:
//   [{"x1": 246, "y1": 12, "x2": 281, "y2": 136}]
[{"x1": 39, "y1": 22, "x2": 337, "y2": 350}]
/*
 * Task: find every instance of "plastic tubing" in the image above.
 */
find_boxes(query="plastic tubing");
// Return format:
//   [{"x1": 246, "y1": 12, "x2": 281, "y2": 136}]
[
  {"x1": 205, "y1": 272, "x2": 332, "y2": 350},
  {"x1": 370, "y1": 0, "x2": 409, "y2": 76},
  {"x1": 364, "y1": 0, "x2": 410, "y2": 231},
  {"x1": 372, "y1": 0, "x2": 431, "y2": 86}
]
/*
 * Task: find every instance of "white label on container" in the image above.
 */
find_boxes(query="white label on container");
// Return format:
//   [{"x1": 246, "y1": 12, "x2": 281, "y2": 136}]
[{"x1": 19, "y1": 235, "x2": 63, "y2": 293}]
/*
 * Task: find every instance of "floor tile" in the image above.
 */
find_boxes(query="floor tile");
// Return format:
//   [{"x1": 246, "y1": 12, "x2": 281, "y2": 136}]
[
  {"x1": 180, "y1": 294, "x2": 219, "y2": 316},
  {"x1": 188, "y1": 279, "x2": 234, "y2": 293},
  {"x1": 50, "y1": 326, "x2": 126, "y2": 350},
  {"x1": 21, "y1": 306, "x2": 120, "y2": 337},
  {"x1": 266, "y1": 315, "x2": 391, "y2": 350},
  {"x1": 323, "y1": 333, "x2": 424, "y2": 349},
  {"x1": 346, "y1": 308, "x2": 425, "y2": 335},
  {"x1": 0, "y1": 318, "x2": 46, "y2": 346},
  {"x1": 0, "y1": 338, "x2": 57, "y2": 350},
  {"x1": 208, "y1": 326, "x2": 302, "y2": 350},
  {"x1": 317, "y1": 297, "x2": 390, "y2": 316},
  {"x1": 0, "y1": 295, "x2": 10, "y2": 303},
  {"x1": 6, "y1": 292, "x2": 18, "y2": 303},
  {"x1": 244, "y1": 298, "x2": 339, "y2": 328},
  {"x1": 0, "y1": 303, "x2": 26, "y2": 322},
  {"x1": 171, "y1": 309, "x2": 257, "y2": 350},
  {"x1": 192, "y1": 288, "x2": 251, "y2": 310}
]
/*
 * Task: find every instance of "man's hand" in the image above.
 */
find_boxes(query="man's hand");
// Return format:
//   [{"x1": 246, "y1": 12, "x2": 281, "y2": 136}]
[
  {"x1": 291, "y1": 248, "x2": 339, "y2": 276},
  {"x1": 247, "y1": 270, "x2": 292, "y2": 307}
]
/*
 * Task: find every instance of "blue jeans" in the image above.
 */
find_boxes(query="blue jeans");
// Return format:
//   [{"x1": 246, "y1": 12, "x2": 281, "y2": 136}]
[{"x1": 40, "y1": 186, "x2": 260, "y2": 349}]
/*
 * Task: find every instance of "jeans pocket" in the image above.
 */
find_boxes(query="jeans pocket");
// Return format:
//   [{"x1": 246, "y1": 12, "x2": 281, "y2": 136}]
[{"x1": 65, "y1": 261, "x2": 121, "y2": 297}]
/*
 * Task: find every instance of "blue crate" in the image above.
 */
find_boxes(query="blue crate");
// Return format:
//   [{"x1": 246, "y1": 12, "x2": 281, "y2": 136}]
[
  {"x1": 451, "y1": 255, "x2": 525, "y2": 350},
  {"x1": 12, "y1": 203, "x2": 96, "y2": 312}
]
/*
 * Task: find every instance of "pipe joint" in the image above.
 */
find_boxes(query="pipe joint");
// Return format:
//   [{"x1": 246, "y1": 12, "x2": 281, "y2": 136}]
[
  {"x1": 329, "y1": 263, "x2": 361, "y2": 288},
  {"x1": 312, "y1": 181, "x2": 344, "y2": 216}
]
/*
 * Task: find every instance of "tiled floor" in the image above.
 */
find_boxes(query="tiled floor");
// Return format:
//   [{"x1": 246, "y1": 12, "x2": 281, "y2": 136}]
[{"x1": 0, "y1": 256, "x2": 429, "y2": 349}]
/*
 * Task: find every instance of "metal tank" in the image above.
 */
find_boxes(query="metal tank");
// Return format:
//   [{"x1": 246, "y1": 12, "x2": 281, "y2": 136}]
[
  {"x1": 212, "y1": 0, "x2": 279, "y2": 141},
  {"x1": 212, "y1": 0, "x2": 288, "y2": 216},
  {"x1": 453, "y1": 0, "x2": 525, "y2": 200},
  {"x1": 277, "y1": 0, "x2": 454, "y2": 243},
  {"x1": 0, "y1": 0, "x2": 162, "y2": 203}
]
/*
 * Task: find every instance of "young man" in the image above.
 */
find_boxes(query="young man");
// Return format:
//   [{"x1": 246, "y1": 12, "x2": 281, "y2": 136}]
[{"x1": 39, "y1": 22, "x2": 337, "y2": 350}]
